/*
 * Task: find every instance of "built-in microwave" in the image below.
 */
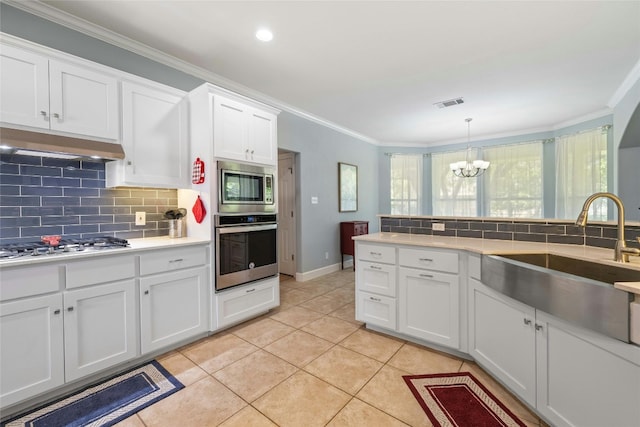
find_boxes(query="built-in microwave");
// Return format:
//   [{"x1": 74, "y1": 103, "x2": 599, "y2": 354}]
[{"x1": 217, "y1": 161, "x2": 276, "y2": 214}]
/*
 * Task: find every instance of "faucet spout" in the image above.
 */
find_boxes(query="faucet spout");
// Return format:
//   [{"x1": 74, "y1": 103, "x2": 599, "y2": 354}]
[{"x1": 575, "y1": 192, "x2": 629, "y2": 262}]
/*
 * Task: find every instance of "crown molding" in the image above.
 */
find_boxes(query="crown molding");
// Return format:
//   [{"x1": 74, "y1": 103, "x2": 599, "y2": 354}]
[
  {"x1": 608, "y1": 58, "x2": 640, "y2": 108},
  {"x1": 4, "y1": 0, "x2": 379, "y2": 145}
]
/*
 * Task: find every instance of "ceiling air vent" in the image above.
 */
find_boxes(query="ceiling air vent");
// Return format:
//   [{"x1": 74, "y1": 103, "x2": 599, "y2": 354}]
[{"x1": 434, "y1": 97, "x2": 464, "y2": 109}]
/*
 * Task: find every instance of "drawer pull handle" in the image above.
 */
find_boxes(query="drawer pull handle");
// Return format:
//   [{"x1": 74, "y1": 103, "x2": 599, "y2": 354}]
[
  {"x1": 419, "y1": 274, "x2": 433, "y2": 278},
  {"x1": 369, "y1": 296, "x2": 381, "y2": 302},
  {"x1": 53, "y1": 309, "x2": 61, "y2": 315},
  {"x1": 144, "y1": 290, "x2": 149, "y2": 295},
  {"x1": 370, "y1": 252, "x2": 382, "y2": 256},
  {"x1": 370, "y1": 265, "x2": 381, "y2": 270},
  {"x1": 246, "y1": 288, "x2": 256, "y2": 293},
  {"x1": 67, "y1": 306, "x2": 74, "y2": 312},
  {"x1": 524, "y1": 318, "x2": 532, "y2": 325},
  {"x1": 419, "y1": 258, "x2": 433, "y2": 262},
  {"x1": 169, "y1": 258, "x2": 184, "y2": 263},
  {"x1": 535, "y1": 324, "x2": 543, "y2": 331}
]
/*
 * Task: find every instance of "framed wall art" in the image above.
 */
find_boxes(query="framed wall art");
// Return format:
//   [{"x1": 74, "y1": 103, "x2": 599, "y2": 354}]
[{"x1": 339, "y1": 162, "x2": 358, "y2": 212}]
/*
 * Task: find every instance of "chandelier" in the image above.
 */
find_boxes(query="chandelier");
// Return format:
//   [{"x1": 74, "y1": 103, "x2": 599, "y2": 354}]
[{"x1": 449, "y1": 118, "x2": 490, "y2": 178}]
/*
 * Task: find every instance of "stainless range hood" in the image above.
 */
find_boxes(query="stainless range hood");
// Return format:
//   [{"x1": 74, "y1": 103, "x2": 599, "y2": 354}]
[{"x1": 0, "y1": 127, "x2": 125, "y2": 160}]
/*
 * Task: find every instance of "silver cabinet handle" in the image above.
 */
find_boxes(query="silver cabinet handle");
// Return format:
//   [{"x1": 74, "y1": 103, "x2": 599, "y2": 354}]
[
  {"x1": 370, "y1": 251, "x2": 382, "y2": 256},
  {"x1": 535, "y1": 324, "x2": 543, "y2": 331},
  {"x1": 52, "y1": 113, "x2": 60, "y2": 119},
  {"x1": 419, "y1": 258, "x2": 433, "y2": 262},
  {"x1": 419, "y1": 274, "x2": 433, "y2": 278},
  {"x1": 40, "y1": 110, "x2": 47, "y2": 116},
  {"x1": 370, "y1": 265, "x2": 381, "y2": 270},
  {"x1": 67, "y1": 306, "x2": 74, "y2": 312},
  {"x1": 369, "y1": 296, "x2": 381, "y2": 302},
  {"x1": 524, "y1": 318, "x2": 532, "y2": 325},
  {"x1": 144, "y1": 290, "x2": 149, "y2": 295},
  {"x1": 246, "y1": 288, "x2": 256, "y2": 293},
  {"x1": 53, "y1": 309, "x2": 61, "y2": 315},
  {"x1": 169, "y1": 258, "x2": 184, "y2": 263}
]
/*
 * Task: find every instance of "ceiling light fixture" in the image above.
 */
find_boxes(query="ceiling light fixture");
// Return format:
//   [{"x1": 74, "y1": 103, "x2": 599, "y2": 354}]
[
  {"x1": 449, "y1": 118, "x2": 490, "y2": 178},
  {"x1": 255, "y1": 28, "x2": 273, "y2": 42}
]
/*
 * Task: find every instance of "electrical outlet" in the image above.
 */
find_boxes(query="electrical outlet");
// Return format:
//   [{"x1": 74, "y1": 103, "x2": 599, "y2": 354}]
[
  {"x1": 311, "y1": 196, "x2": 319, "y2": 204},
  {"x1": 135, "y1": 211, "x2": 146, "y2": 226},
  {"x1": 433, "y1": 222, "x2": 445, "y2": 231}
]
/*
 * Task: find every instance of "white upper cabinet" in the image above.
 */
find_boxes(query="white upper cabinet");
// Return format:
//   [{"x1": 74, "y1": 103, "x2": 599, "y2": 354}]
[
  {"x1": 189, "y1": 83, "x2": 279, "y2": 168},
  {"x1": 212, "y1": 94, "x2": 277, "y2": 165},
  {"x1": 106, "y1": 80, "x2": 189, "y2": 188},
  {"x1": 0, "y1": 43, "x2": 119, "y2": 140}
]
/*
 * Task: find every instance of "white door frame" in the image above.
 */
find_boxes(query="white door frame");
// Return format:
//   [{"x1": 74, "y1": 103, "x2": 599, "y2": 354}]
[{"x1": 278, "y1": 151, "x2": 297, "y2": 277}]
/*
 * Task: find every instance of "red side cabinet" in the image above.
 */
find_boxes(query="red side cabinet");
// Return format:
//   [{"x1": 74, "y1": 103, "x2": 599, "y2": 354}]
[{"x1": 340, "y1": 221, "x2": 369, "y2": 270}]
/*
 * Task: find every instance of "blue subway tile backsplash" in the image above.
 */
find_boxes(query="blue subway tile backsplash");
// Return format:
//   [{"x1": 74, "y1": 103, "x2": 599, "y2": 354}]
[{"x1": 0, "y1": 154, "x2": 178, "y2": 244}]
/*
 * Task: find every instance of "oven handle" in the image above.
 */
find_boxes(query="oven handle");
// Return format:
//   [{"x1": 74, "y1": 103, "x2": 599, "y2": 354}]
[{"x1": 217, "y1": 223, "x2": 277, "y2": 234}]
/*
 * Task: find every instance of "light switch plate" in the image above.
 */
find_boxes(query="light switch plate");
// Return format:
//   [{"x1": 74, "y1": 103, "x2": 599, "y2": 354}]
[{"x1": 311, "y1": 197, "x2": 319, "y2": 204}]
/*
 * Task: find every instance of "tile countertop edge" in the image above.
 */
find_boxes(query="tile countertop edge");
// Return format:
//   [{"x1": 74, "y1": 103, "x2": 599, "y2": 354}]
[
  {"x1": 0, "y1": 237, "x2": 212, "y2": 268},
  {"x1": 352, "y1": 232, "x2": 640, "y2": 272}
]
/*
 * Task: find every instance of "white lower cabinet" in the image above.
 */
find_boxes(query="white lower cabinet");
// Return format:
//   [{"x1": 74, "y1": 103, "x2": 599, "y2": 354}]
[
  {"x1": 214, "y1": 277, "x2": 279, "y2": 330},
  {"x1": 536, "y1": 311, "x2": 640, "y2": 427},
  {"x1": 140, "y1": 266, "x2": 208, "y2": 354},
  {"x1": 356, "y1": 290, "x2": 397, "y2": 330},
  {"x1": 0, "y1": 293, "x2": 64, "y2": 407},
  {"x1": 469, "y1": 279, "x2": 640, "y2": 427},
  {"x1": 63, "y1": 280, "x2": 138, "y2": 382},
  {"x1": 468, "y1": 278, "x2": 536, "y2": 407},
  {"x1": 398, "y1": 267, "x2": 459, "y2": 348}
]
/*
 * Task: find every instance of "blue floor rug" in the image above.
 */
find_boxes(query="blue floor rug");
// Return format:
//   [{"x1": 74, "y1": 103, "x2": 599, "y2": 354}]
[{"x1": 3, "y1": 360, "x2": 184, "y2": 427}]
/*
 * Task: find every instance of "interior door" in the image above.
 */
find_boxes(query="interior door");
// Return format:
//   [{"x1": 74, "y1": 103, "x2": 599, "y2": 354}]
[{"x1": 278, "y1": 152, "x2": 296, "y2": 276}]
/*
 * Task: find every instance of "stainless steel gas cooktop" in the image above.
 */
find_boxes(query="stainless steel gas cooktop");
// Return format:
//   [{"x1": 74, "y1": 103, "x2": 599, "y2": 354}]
[{"x1": 0, "y1": 236, "x2": 130, "y2": 261}]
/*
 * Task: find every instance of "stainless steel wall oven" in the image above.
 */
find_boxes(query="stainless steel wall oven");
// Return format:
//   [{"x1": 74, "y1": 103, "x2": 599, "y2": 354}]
[{"x1": 214, "y1": 214, "x2": 278, "y2": 291}]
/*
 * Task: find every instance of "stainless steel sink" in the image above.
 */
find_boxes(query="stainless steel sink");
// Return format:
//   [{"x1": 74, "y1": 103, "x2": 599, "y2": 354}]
[{"x1": 481, "y1": 253, "x2": 636, "y2": 342}]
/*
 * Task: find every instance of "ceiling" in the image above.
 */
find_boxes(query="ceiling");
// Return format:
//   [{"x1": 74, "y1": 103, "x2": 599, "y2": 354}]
[{"x1": 31, "y1": 1, "x2": 640, "y2": 146}]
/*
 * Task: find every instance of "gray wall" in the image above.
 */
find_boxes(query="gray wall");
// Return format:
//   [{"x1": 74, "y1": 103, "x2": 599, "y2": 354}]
[
  {"x1": 614, "y1": 76, "x2": 640, "y2": 221},
  {"x1": 278, "y1": 112, "x2": 379, "y2": 273}
]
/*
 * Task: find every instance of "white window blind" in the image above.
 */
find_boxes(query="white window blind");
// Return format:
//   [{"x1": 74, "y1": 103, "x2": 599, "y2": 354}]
[
  {"x1": 483, "y1": 141, "x2": 543, "y2": 218},
  {"x1": 555, "y1": 128, "x2": 608, "y2": 220},
  {"x1": 390, "y1": 154, "x2": 422, "y2": 215},
  {"x1": 432, "y1": 150, "x2": 477, "y2": 216}
]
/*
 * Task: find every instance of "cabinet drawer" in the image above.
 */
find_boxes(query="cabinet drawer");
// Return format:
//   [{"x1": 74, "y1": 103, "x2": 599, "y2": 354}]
[
  {"x1": 354, "y1": 223, "x2": 368, "y2": 235},
  {"x1": 356, "y1": 291, "x2": 397, "y2": 330},
  {"x1": 399, "y1": 248, "x2": 459, "y2": 273},
  {"x1": 215, "y1": 278, "x2": 279, "y2": 330},
  {"x1": 356, "y1": 262, "x2": 397, "y2": 297},
  {"x1": 0, "y1": 263, "x2": 63, "y2": 301},
  {"x1": 139, "y1": 245, "x2": 208, "y2": 276},
  {"x1": 66, "y1": 255, "x2": 135, "y2": 289},
  {"x1": 357, "y1": 243, "x2": 396, "y2": 264}
]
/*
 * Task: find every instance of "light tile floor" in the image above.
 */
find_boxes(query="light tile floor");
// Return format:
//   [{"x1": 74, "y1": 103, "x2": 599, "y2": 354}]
[{"x1": 117, "y1": 270, "x2": 546, "y2": 427}]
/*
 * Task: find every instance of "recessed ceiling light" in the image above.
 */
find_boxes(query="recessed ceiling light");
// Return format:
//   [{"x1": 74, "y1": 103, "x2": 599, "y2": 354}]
[{"x1": 256, "y1": 28, "x2": 273, "y2": 42}]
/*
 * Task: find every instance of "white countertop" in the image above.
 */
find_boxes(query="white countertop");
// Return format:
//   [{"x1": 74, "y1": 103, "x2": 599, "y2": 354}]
[
  {"x1": 0, "y1": 236, "x2": 211, "y2": 268},
  {"x1": 353, "y1": 232, "x2": 640, "y2": 272}
]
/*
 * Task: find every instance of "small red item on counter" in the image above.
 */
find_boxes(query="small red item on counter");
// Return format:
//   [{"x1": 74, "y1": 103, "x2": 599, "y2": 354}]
[
  {"x1": 41, "y1": 235, "x2": 61, "y2": 246},
  {"x1": 192, "y1": 195, "x2": 206, "y2": 224}
]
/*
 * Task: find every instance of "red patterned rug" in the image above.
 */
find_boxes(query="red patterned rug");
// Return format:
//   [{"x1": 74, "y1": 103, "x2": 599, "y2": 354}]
[{"x1": 403, "y1": 372, "x2": 526, "y2": 427}]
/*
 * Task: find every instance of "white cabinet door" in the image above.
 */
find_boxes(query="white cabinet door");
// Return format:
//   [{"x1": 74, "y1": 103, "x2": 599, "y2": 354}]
[
  {"x1": 0, "y1": 44, "x2": 49, "y2": 129},
  {"x1": 398, "y1": 267, "x2": 459, "y2": 348},
  {"x1": 214, "y1": 277, "x2": 279, "y2": 330},
  {"x1": 109, "y1": 81, "x2": 188, "y2": 187},
  {"x1": 536, "y1": 311, "x2": 640, "y2": 427},
  {"x1": 213, "y1": 94, "x2": 250, "y2": 162},
  {"x1": 0, "y1": 294, "x2": 64, "y2": 408},
  {"x1": 64, "y1": 280, "x2": 137, "y2": 382},
  {"x1": 0, "y1": 43, "x2": 119, "y2": 140},
  {"x1": 247, "y1": 108, "x2": 277, "y2": 165},
  {"x1": 468, "y1": 279, "x2": 536, "y2": 407},
  {"x1": 48, "y1": 60, "x2": 119, "y2": 139},
  {"x1": 140, "y1": 266, "x2": 208, "y2": 354},
  {"x1": 212, "y1": 94, "x2": 277, "y2": 165},
  {"x1": 356, "y1": 291, "x2": 397, "y2": 330}
]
